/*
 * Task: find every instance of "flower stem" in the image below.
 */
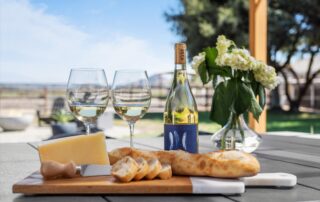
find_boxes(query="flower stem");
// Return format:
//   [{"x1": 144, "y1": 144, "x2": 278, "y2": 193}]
[
  {"x1": 237, "y1": 117, "x2": 245, "y2": 143},
  {"x1": 222, "y1": 112, "x2": 238, "y2": 150}
]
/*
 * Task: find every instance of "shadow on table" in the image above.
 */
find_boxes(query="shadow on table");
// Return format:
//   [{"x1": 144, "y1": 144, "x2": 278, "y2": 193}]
[
  {"x1": 13, "y1": 194, "x2": 236, "y2": 202},
  {"x1": 13, "y1": 195, "x2": 106, "y2": 202}
]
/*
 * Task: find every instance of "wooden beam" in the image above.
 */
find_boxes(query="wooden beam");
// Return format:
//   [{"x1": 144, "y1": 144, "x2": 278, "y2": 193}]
[{"x1": 249, "y1": 0, "x2": 267, "y2": 133}]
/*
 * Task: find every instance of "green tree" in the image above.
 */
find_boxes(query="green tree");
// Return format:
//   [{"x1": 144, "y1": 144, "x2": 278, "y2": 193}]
[{"x1": 165, "y1": 0, "x2": 320, "y2": 112}]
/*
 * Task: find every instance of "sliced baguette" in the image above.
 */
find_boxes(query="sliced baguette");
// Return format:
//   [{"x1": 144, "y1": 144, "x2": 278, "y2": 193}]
[
  {"x1": 111, "y1": 156, "x2": 138, "y2": 182},
  {"x1": 158, "y1": 164, "x2": 172, "y2": 180},
  {"x1": 133, "y1": 157, "x2": 149, "y2": 181},
  {"x1": 145, "y1": 158, "x2": 162, "y2": 180},
  {"x1": 109, "y1": 147, "x2": 260, "y2": 178}
]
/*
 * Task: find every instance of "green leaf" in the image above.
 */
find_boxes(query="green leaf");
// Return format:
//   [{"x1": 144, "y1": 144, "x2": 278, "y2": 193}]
[
  {"x1": 247, "y1": 84, "x2": 263, "y2": 121},
  {"x1": 258, "y1": 84, "x2": 266, "y2": 109},
  {"x1": 204, "y1": 47, "x2": 218, "y2": 68},
  {"x1": 248, "y1": 71, "x2": 259, "y2": 96},
  {"x1": 251, "y1": 80, "x2": 259, "y2": 97},
  {"x1": 249, "y1": 97, "x2": 263, "y2": 121},
  {"x1": 204, "y1": 47, "x2": 232, "y2": 78},
  {"x1": 198, "y1": 62, "x2": 210, "y2": 84},
  {"x1": 208, "y1": 66, "x2": 232, "y2": 77},
  {"x1": 242, "y1": 71, "x2": 251, "y2": 83},
  {"x1": 210, "y1": 78, "x2": 263, "y2": 125},
  {"x1": 210, "y1": 79, "x2": 253, "y2": 125},
  {"x1": 210, "y1": 80, "x2": 234, "y2": 125},
  {"x1": 244, "y1": 71, "x2": 264, "y2": 118},
  {"x1": 232, "y1": 79, "x2": 252, "y2": 116},
  {"x1": 234, "y1": 70, "x2": 245, "y2": 79},
  {"x1": 212, "y1": 75, "x2": 218, "y2": 88}
]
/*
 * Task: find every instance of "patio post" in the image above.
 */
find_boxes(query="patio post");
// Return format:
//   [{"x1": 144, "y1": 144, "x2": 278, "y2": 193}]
[{"x1": 249, "y1": 0, "x2": 267, "y2": 133}]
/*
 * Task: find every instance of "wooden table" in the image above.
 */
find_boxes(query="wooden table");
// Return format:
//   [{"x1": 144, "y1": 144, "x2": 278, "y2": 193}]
[{"x1": 1, "y1": 134, "x2": 320, "y2": 202}]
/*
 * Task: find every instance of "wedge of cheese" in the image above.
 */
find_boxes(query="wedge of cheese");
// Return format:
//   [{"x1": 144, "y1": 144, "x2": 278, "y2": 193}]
[{"x1": 38, "y1": 132, "x2": 109, "y2": 165}]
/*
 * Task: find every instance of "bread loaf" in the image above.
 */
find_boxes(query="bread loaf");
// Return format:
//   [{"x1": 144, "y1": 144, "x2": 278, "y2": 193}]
[{"x1": 109, "y1": 147, "x2": 260, "y2": 178}]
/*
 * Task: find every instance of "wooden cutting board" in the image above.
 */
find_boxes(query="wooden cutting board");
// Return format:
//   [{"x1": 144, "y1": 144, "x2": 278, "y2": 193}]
[
  {"x1": 13, "y1": 172, "x2": 192, "y2": 194},
  {"x1": 12, "y1": 172, "x2": 296, "y2": 195},
  {"x1": 12, "y1": 171, "x2": 245, "y2": 195}
]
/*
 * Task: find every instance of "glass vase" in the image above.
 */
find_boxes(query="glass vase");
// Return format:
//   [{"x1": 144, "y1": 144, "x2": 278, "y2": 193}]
[{"x1": 211, "y1": 112, "x2": 261, "y2": 153}]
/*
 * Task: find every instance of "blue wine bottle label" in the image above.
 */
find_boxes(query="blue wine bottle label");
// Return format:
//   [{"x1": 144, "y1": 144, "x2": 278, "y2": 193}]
[{"x1": 164, "y1": 124, "x2": 198, "y2": 153}]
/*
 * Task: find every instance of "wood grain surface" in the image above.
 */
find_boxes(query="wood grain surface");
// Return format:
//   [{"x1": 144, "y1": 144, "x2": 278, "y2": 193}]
[{"x1": 13, "y1": 172, "x2": 193, "y2": 194}]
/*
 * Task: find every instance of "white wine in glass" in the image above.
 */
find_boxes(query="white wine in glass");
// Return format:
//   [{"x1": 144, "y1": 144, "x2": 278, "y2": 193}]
[
  {"x1": 113, "y1": 104, "x2": 149, "y2": 123},
  {"x1": 112, "y1": 70, "x2": 151, "y2": 147},
  {"x1": 69, "y1": 104, "x2": 107, "y2": 124},
  {"x1": 67, "y1": 68, "x2": 109, "y2": 134}
]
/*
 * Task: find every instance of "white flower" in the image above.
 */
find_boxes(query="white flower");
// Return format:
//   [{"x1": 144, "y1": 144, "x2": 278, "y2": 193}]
[
  {"x1": 230, "y1": 49, "x2": 256, "y2": 71},
  {"x1": 194, "y1": 35, "x2": 278, "y2": 90},
  {"x1": 215, "y1": 35, "x2": 258, "y2": 71},
  {"x1": 216, "y1": 52, "x2": 231, "y2": 66},
  {"x1": 191, "y1": 52, "x2": 206, "y2": 71},
  {"x1": 216, "y1": 35, "x2": 233, "y2": 56},
  {"x1": 253, "y1": 62, "x2": 278, "y2": 90},
  {"x1": 216, "y1": 48, "x2": 257, "y2": 71}
]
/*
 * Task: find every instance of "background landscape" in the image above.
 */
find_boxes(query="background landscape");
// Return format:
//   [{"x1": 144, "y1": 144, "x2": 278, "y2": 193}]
[{"x1": 0, "y1": 0, "x2": 319, "y2": 142}]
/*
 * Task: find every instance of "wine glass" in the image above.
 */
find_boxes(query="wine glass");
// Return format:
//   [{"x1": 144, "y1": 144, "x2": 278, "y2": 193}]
[
  {"x1": 66, "y1": 68, "x2": 109, "y2": 135},
  {"x1": 112, "y1": 70, "x2": 151, "y2": 147}
]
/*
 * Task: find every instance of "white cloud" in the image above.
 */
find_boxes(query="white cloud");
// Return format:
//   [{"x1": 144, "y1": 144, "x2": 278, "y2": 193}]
[{"x1": 0, "y1": 0, "x2": 173, "y2": 84}]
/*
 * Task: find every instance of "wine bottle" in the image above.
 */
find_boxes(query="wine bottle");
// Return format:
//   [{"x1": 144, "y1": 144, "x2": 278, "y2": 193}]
[{"x1": 164, "y1": 43, "x2": 199, "y2": 153}]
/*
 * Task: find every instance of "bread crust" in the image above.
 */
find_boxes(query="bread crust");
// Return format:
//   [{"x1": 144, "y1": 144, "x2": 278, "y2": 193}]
[{"x1": 109, "y1": 147, "x2": 260, "y2": 178}]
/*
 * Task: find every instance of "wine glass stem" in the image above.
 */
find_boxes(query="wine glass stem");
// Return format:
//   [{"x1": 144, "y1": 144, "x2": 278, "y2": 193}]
[
  {"x1": 85, "y1": 123, "x2": 90, "y2": 135},
  {"x1": 128, "y1": 122, "x2": 134, "y2": 147}
]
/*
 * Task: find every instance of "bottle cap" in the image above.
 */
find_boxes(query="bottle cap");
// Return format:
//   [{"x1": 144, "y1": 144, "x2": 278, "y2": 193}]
[{"x1": 175, "y1": 43, "x2": 186, "y2": 64}]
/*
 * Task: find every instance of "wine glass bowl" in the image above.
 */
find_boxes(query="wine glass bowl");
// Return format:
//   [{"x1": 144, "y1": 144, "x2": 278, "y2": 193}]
[
  {"x1": 112, "y1": 70, "x2": 151, "y2": 147},
  {"x1": 66, "y1": 68, "x2": 109, "y2": 134}
]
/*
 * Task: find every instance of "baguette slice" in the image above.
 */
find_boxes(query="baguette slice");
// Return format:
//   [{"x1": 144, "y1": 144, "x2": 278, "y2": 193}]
[
  {"x1": 158, "y1": 164, "x2": 172, "y2": 180},
  {"x1": 133, "y1": 157, "x2": 149, "y2": 181},
  {"x1": 111, "y1": 156, "x2": 138, "y2": 182},
  {"x1": 145, "y1": 158, "x2": 162, "y2": 180}
]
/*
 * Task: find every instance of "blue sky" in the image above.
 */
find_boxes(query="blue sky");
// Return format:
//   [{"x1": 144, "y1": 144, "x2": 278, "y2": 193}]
[
  {"x1": 29, "y1": 0, "x2": 178, "y2": 46},
  {"x1": 0, "y1": 0, "x2": 182, "y2": 83}
]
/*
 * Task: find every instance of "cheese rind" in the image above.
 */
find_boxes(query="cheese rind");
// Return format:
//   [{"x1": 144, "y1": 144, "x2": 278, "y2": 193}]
[{"x1": 38, "y1": 133, "x2": 109, "y2": 165}]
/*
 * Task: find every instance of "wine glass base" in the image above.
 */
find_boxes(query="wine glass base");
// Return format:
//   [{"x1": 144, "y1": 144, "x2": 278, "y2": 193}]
[{"x1": 80, "y1": 164, "x2": 112, "y2": 177}]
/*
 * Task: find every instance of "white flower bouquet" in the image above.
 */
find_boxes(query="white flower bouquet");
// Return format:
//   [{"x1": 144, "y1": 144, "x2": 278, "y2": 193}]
[{"x1": 192, "y1": 35, "x2": 278, "y2": 129}]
